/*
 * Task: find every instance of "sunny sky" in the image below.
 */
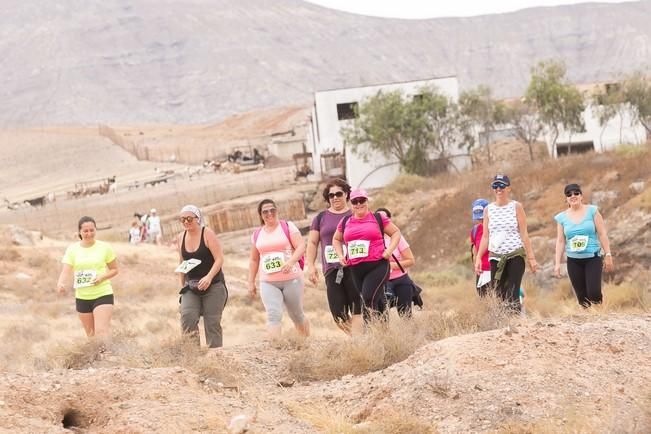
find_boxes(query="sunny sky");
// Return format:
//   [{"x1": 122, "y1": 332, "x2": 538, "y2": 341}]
[{"x1": 304, "y1": 0, "x2": 633, "y2": 19}]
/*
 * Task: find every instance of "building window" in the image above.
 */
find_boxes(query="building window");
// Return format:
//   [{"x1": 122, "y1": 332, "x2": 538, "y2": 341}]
[
  {"x1": 337, "y1": 102, "x2": 358, "y2": 121},
  {"x1": 557, "y1": 141, "x2": 594, "y2": 156}
]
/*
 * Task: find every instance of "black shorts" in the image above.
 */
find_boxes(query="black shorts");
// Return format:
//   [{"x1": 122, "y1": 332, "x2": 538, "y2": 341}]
[{"x1": 76, "y1": 294, "x2": 114, "y2": 313}]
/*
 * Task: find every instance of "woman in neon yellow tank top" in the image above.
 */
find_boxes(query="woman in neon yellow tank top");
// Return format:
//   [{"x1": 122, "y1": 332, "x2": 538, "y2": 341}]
[{"x1": 56, "y1": 216, "x2": 119, "y2": 341}]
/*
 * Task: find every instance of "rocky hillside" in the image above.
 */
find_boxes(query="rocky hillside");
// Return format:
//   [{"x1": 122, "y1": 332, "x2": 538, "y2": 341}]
[{"x1": 2, "y1": 0, "x2": 650, "y2": 125}]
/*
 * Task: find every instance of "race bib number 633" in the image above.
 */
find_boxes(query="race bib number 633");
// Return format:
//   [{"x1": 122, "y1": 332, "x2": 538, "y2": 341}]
[{"x1": 261, "y1": 252, "x2": 285, "y2": 274}]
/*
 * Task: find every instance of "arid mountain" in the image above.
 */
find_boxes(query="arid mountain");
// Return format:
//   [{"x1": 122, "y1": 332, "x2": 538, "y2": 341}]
[{"x1": 2, "y1": 0, "x2": 650, "y2": 125}]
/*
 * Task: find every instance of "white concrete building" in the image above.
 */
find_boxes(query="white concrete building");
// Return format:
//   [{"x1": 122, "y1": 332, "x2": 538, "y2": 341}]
[
  {"x1": 551, "y1": 104, "x2": 647, "y2": 156},
  {"x1": 307, "y1": 76, "x2": 460, "y2": 189}
]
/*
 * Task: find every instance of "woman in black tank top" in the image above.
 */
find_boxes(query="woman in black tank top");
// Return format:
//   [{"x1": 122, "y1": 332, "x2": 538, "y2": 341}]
[
  {"x1": 176, "y1": 205, "x2": 227, "y2": 348},
  {"x1": 181, "y1": 227, "x2": 224, "y2": 287}
]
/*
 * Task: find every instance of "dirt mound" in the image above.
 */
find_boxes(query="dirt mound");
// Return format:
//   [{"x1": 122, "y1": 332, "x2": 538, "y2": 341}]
[
  {"x1": 287, "y1": 314, "x2": 651, "y2": 433},
  {"x1": 1, "y1": 315, "x2": 648, "y2": 433}
]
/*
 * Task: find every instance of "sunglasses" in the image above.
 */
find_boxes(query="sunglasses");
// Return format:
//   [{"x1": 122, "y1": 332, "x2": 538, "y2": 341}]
[
  {"x1": 351, "y1": 198, "x2": 367, "y2": 205},
  {"x1": 328, "y1": 191, "x2": 345, "y2": 199},
  {"x1": 565, "y1": 190, "x2": 582, "y2": 197},
  {"x1": 261, "y1": 208, "x2": 277, "y2": 215},
  {"x1": 492, "y1": 183, "x2": 508, "y2": 190},
  {"x1": 179, "y1": 216, "x2": 196, "y2": 223}
]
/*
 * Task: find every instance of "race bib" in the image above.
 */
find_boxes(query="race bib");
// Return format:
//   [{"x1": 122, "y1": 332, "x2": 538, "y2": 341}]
[
  {"x1": 489, "y1": 232, "x2": 507, "y2": 252},
  {"x1": 347, "y1": 240, "x2": 370, "y2": 259},
  {"x1": 175, "y1": 258, "x2": 202, "y2": 274},
  {"x1": 74, "y1": 270, "x2": 97, "y2": 289},
  {"x1": 569, "y1": 235, "x2": 589, "y2": 252},
  {"x1": 261, "y1": 252, "x2": 285, "y2": 274},
  {"x1": 324, "y1": 245, "x2": 346, "y2": 264}
]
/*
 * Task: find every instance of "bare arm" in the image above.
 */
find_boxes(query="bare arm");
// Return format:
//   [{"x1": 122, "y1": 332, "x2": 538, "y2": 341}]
[
  {"x1": 56, "y1": 264, "x2": 73, "y2": 294},
  {"x1": 248, "y1": 241, "x2": 260, "y2": 298},
  {"x1": 96, "y1": 259, "x2": 118, "y2": 285},
  {"x1": 392, "y1": 245, "x2": 415, "y2": 270},
  {"x1": 306, "y1": 229, "x2": 320, "y2": 284},
  {"x1": 475, "y1": 211, "x2": 490, "y2": 274},
  {"x1": 287, "y1": 230, "x2": 306, "y2": 266},
  {"x1": 383, "y1": 223, "x2": 401, "y2": 259},
  {"x1": 332, "y1": 229, "x2": 347, "y2": 266},
  {"x1": 515, "y1": 202, "x2": 538, "y2": 273},
  {"x1": 594, "y1": 210, "x2": 614, "y2": 272},
  {"x1": 554, "y1": 222, "x2": 565, "y2": 277},
  {"x1": 177, "y1": 233, "x2": 185, "y2": 287}
]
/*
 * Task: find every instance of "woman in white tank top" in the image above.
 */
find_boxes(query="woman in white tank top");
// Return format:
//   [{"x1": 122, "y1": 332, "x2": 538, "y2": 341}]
[{"x1": 474, "y1": 174, "x2": 538, "y2": 311}]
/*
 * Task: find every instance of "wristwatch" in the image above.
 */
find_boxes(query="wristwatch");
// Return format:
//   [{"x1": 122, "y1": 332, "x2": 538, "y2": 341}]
[{"x1": 604, "y1": 252, "x2": 612, "y2": 256}]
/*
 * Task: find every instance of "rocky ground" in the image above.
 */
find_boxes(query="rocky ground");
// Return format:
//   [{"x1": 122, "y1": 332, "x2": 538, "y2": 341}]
[{"x1": 0, "y1": 314, "x2": 649, "y2": 433}]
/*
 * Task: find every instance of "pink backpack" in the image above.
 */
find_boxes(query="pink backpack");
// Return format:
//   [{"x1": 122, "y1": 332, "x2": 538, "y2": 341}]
[{"x1": 253, "y1": 220, "x2": 305, "y2": 270}]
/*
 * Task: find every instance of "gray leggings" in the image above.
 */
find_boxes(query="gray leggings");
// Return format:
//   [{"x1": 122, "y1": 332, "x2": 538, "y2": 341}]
[
  {"x1": 259, "y1": 278, "x2": 305, "y2": 326},
  {"x1": 180, "y1": 281, "x2": 228, "y2": 348}
]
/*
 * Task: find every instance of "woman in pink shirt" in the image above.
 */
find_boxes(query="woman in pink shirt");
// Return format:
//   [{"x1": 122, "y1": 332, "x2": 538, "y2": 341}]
[
  {"x1": 332, "y1": 189, "x2": 401, "y2": 321},
  {"x1": 376, "y1": 208, "x2": 417, "y2": 317},
  {"x1": 248, "y1": 199, "x2": 310, "y2": 339}
]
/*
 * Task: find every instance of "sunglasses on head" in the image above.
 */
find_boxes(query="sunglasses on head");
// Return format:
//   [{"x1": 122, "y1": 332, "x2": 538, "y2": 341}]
[
  {"x1": 492, "y1": 183, "x2": 508, "y2": 190},
  {"x1": 328, "y1": 191, "x2": 345, "y2": 199},
  {"x1": 565, "y1": 190, "x2": 582, "y2": 197},
  {"x1": 261, "y1": 207, "x2": 277, "y2": 215},
  {"x1": 180, "y1": 216, "x2": 196, "y2": 223},
  {"x1": 351, "y1": 198, "x2": 367, "y2": 205}
]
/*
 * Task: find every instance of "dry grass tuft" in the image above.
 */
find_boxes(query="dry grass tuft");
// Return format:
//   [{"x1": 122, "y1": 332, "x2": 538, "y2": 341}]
[
  {"x1": 141, "y1": 336, "x2": 244, "y2": 386},
  {"x1": 288, "y1": 316, "x2": 427, "y2": 381},
  {"x1": 288, "y1": 403, "x2": 437, "y2": 434},
  {"x1": 0, "y1": 246, "x2": 22, "y2": 262},
  {"x1": 48, "y1": 340, "x2": 104, "y2": 369}
]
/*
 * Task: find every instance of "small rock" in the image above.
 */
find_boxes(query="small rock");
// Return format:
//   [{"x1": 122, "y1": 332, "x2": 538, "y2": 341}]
[
  {"x1": 15, "y1": 273, "x2": 32, "y2": 280},
  {"x1": 602, "y1": 170, "x2": 621, "y2": 183},
  {"x1": 119, "y1": 403, "x2": 130, "y2": 409},
  {"x1": 228, "y1": 414, "x2": 251, "y2": 434},
  {"x1": 629, "y1": 181, "x2": 645, "y2": 194},
  {"x1": 8, "y1": 225, "x2": 36, "y2": 246},
  {"x1": 278, "y1": 379, "x2": 295, "y2": 388},
  {"x1": 0, "y1": 400, "x2": 5, "y2": 406}
]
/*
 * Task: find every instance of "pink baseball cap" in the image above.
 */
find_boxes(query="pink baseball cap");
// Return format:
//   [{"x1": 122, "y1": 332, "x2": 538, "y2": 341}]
[{"x1": 349, "y1": 189, "x2": 369, "y2": 201}]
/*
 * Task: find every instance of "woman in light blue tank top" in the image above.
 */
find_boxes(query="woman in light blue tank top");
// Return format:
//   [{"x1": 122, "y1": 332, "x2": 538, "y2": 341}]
[{"x1": 554, "y1": 183, "x2": 614, "y2": 307}]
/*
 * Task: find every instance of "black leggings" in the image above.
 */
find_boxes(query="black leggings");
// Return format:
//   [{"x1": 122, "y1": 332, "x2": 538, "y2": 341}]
[
  {"x1": 349, "y1": 259, "x2": 390, "y2": 321},
  {"x1": 490, "y1": 257, "x2": 525, "y2": 312},
  {"x1": 566, "y1": 255, "x2": 603, "y2": 307},
  {"x1": 386, "y1": 274, "x2": 414, "y2": 317},
  {"x1": 324, "y1": 267, "x2": 362, "y2": 324}
]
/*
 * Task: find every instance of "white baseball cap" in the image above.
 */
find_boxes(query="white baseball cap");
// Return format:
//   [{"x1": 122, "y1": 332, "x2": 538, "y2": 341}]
[{"x1": 150, "y1": 208, "x2": 157, "y2": 213}]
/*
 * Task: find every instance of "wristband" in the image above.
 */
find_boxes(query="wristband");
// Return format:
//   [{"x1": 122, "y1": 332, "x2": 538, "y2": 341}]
[{"x1": 604, "y1": 252, "x2": 612, "y2": 257}]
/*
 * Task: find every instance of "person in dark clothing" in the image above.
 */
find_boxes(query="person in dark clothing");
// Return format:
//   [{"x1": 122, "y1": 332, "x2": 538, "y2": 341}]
[{"x1": 176, "y1": 205, "x2": 227, "y2": 348}]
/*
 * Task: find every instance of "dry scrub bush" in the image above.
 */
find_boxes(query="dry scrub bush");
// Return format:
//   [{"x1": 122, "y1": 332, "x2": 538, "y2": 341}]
[
  {"x1": 142, "y1": 336, "x2": 243, "y2": 386},
  {"x1": 48, "y1": 339, "x2": 104, "y2": 369},
  {"x1": 288, "y1": 316, "x2": 427, "y2": 381},
  {"x1": 0, "y1": 246, "x2": 22, "y2": 262},
  {"x1": 288, "y1": 403, "x2": 437, "y2": 434}
]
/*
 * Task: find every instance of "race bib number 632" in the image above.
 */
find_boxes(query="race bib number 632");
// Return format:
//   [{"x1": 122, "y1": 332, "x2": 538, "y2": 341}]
[{"x1": 74, "y1": 270, "x2": 97, "y2": 289}]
